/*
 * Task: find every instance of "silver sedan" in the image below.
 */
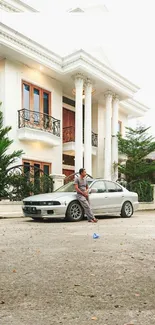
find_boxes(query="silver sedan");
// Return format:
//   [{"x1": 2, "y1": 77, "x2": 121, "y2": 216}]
[{"x1": 22, "y1": 178, "x2": 139, "y2": 221}]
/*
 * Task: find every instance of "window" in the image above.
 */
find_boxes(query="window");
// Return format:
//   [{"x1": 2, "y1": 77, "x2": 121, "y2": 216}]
[
  {"x1": 63, "y1": 155, "x2": 75, "y2": 166},
  {"x1": 105, "y1": 181, "x2": 122, "y2": 193},
  {"x1": 22, "y1": 81, "x2": 51, "y2": 118},
  {"x1": 23, "y1": 84, "x2": 30, "y2": 109},
  {"x1": 23, "y1": 160, "x2": 52, "y2": 193},
  {"x1": 23, "y1": 160, "x2": 51, "y2": 176},
  {"x1": 33, "y1": 88, "x2": 40, "y2": 122},
  {"x1": 91, "y1": 181, "x2": 106, "y2": 193}
]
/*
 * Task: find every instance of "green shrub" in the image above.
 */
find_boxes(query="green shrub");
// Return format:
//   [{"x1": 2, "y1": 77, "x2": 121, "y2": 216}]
[
  {"x1": 5, "y1": 172, "x2": 54, "y2": 201},
  {"x1": 127, "y1": 180, "x2": 153, "y2": 202}
]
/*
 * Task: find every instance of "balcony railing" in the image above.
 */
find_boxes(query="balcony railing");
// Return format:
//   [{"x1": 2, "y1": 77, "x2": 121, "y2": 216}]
[
  {"x1": 63, "y1": 126, "x2": 75, "y2": 143},
  {"x1": 63, "y1": 126, "x2": 98, "y2": 147},
  {"x1": 18, "y1": 109, "x2": 60, "y2": 137}
]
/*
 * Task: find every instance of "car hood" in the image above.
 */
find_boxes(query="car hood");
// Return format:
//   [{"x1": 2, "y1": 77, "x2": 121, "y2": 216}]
[{"x1": 23, "y1": 192, "x2": 76, "y2": 202}]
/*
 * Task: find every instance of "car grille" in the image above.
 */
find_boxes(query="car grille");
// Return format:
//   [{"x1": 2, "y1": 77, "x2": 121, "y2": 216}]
[{"x1": 24, "y1": 201, "x2": 61, "y2": 206}]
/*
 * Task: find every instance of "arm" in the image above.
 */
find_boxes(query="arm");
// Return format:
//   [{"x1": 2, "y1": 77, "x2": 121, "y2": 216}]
[
  {"x1": 74, "y1": 184, "x2": 87, "y2": 196},
  {"x1": 85, "y1": 183, "x2": 89, "y2": 196}
]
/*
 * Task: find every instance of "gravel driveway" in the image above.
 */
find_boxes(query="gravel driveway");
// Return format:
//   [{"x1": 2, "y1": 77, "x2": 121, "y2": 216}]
[{"x1": 0, "y1": 211, "x2": 155, "y2": 325}]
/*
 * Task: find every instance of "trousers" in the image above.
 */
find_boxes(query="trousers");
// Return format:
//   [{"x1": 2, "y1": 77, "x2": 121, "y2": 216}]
[{"x1": 77, "y1": 194, "x2": 94, "y2": 221}]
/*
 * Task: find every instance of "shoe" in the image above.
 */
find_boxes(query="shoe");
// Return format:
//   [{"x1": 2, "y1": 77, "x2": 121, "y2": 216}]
[{"x1": 88, "y1": 218, "x2": 98, "y2": 223}]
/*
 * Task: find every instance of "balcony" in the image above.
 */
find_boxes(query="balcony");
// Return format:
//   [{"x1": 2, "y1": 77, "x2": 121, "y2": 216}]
[
  {"x1": 63, "y1": 126, "x2": 98, "y2": 155},
  {"x1": 18, "y1": 109, "x2": 61, "y2": 147},
  {"x1": 63, "y1": 126, "x2": 98, "y2": 147}
]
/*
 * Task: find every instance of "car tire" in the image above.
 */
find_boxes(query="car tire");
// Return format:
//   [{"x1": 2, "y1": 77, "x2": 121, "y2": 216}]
[
  {"x1": 65, "y1": 200, "x2": 84, "y2": 222},
  {"x1": 121, "y1": 201, "x2": 133, "y2": 218}
]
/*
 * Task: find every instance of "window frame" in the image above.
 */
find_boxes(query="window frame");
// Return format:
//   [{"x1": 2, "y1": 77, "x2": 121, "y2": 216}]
[
  {"x1": 22, "y1": 159, "x2": 51, "y2": 175},
  {"x1": 22, "y1": 81, "x2": 51, "y2": 116},
  {"x1": 104, "y1": 181, "x2": 123, "y2": 193},
  {"x1": 90, "y1": 180, "x2": 107, "y2": 193}
]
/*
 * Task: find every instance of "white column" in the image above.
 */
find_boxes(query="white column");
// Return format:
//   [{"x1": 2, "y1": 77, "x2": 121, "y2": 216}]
[
  {"x1": 84, "y1": 79, "x2": 92, "y2": 175},
  {"x1": 104, "y1": 91, "x2": 113, "y2": 180},
  {"x1": 97, "y1": 102, "x2": 105, "y2": 177},
  {"x1": 112, "y1": 95, "x2": 119, "y2": 181},
  {"x1": 75, "y1": 74, "x2": 84, "y2": 173}
]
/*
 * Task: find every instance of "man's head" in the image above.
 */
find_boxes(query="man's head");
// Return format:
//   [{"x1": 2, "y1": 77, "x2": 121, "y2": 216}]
[{"x1": 79, "y1": 168, "x2": 86, "y2": 178}]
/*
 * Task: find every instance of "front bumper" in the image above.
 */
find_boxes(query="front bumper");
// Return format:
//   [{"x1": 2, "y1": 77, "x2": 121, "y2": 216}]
[
  {"x1": 133, "y1": 201, "x2": 139, "y2": 212},
  {"x1": 22, "y1": 204, "x2": 67, "y2": 219}
]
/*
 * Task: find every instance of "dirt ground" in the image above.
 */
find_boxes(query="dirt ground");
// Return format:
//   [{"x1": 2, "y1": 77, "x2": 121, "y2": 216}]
[{"x1": 0, "y1": 211, "x2": 155, "y2": 325}]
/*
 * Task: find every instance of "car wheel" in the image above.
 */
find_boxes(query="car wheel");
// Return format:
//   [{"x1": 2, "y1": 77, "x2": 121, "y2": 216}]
[
  {"x1": 121, "y1": 201, "x2": 133, "y2": 218},
  {"x1": 66, "y1": 200, "x2": 84, "y2": 222}
]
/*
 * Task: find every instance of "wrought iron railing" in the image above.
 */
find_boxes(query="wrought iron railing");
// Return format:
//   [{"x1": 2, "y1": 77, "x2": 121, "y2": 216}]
[
  {"x1": 63, "y1": 126, "x2": 75, "y2": 143},
  {"x1": 18, "y1": 109, "x2": 60, "y2": 137},
  {"x1": 63, "y1": 126, "x2": 98, "y2": 147},
  {"x1": 5, "y1": 164, "x2": 54, "y2": 201}
]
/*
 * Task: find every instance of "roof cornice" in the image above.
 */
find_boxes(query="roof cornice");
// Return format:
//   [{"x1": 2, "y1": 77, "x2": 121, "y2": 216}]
[
  {"x1": 62, "y1": 49, "x2": 140, "y2": 96},
  {"x1": 121, "y1": 98, "x2": 150, "y2": 116},
  {"x1": 0, "y1": 23, "x2": 62, "y2": 70},
  {"x1": 0, "y1": 0, "x2": 39, "y2": 12},
  {"x1": 0, "y1": 22, "x2": 148, "y2": 105}
]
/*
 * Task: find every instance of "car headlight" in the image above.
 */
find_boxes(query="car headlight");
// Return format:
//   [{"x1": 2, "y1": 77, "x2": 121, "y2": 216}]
[{"x1": 60, "y1": 201, "x2": 67, "y2": 206}]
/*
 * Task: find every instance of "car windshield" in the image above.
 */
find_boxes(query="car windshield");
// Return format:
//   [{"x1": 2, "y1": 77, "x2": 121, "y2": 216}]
[{"x1": 55, "y1": 179, "x2": 93, "y2": 192}]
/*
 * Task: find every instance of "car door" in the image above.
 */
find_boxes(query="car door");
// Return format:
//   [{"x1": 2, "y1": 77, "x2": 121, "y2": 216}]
[
  {"x1": 104, "y1": 181, "x2": 124, "y2": 213},
  {"x1": 89, "y1": 180, "x2": 107, "y2": 215}
]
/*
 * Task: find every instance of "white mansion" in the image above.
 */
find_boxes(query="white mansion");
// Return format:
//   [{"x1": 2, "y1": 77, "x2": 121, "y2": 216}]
[{"x1": 0, "y1": 0, "x2": 149, "y2": 181}]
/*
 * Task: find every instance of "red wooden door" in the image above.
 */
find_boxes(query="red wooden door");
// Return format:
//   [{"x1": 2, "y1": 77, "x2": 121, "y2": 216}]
[
  {"x1": 63, "y1": 169, "x2": 75, "y2": 184},
  {"x1": 63, "y1": 108, "x2": 75, "y2": 142},
  {"x1": 63, "y1": 169, "x2": 74, "y2": 177},
  {"x1": 63, "y1": 108, "x2": 75, "y2": 127}
]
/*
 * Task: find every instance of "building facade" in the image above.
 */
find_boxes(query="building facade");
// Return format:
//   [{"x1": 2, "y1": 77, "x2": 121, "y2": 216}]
[{"x1": 0, "y1": 2, "x2": 149, "y2": 181}]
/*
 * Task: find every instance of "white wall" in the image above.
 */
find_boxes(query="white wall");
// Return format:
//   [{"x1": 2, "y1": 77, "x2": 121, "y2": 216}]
[
  {"x1": 118, "y1": 110, "x2": 128, "y2": 137},
  {"x1": 0, "y1": 60, "x2": 5, "y2": 117},
  {"x1": 1, "y1": 60, "x2": 63, "y2": 174}
]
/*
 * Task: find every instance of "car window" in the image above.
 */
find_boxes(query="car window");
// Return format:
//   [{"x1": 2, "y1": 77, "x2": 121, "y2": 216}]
[
  {"x1": 55, "y1": 181, "x2": 76, "y2": 192},
  {"x1": 91, "y1": 181, "x2": 106, "y2": 193},
  {"x1": 105, "y1": 181, "x2": 123, "y2": 193},
  {"x1": 115, "y1": 183, "x2": 123, "y2": 192},
  {"x1": 55, "y1": 179, "x2": 93, "y2": 192}
]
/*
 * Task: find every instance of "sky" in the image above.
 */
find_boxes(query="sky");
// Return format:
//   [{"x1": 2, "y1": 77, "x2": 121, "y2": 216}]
[{"x1": 1, "y1": 0, "x2": 155, "y2": 132}]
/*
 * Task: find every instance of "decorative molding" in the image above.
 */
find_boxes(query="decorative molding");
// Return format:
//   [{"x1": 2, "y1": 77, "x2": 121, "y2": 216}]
[
  {"x1": 84, "y1": 78, "x2": 92, "y2": 89},
  {"x1": 74, "y1": 73, "x2": 85, "y2": 87},
  {"x1": 122, "y1": 98, "x2": 150, "y2": 113},
  {"x1": 68, "y1": 7, "x2": 84, "y2": 13},
  {"x1": 104, "y1": 90, "x2": 113, "y2": 100},
  {"x1": 0, "y1": 23, "x2": 150, "y2": 117},
  {"x1": 0, "y1": 1, "x2": 20, "y2": 12},
  {"x1": 0, "y1": 0, "x2": 39, "y2": 12},
  {"x1": 0, "y1": 23, "x2": 140, "y2": 98},
  {"x1": 0, "y1": 23, "x2": 62, "y2": 69},
  {"x1": 121, "y1": 98, "x2": 150, "y2": 117},
  {"x1": 63, "y1": 50, "x2": 140, "y2": 94},
  {"x1": 113, "y1": 94, "x2": 119, "y2": 102},
  {"x1": 73, "y1": 73, "x2": 85, "y2": 80}
]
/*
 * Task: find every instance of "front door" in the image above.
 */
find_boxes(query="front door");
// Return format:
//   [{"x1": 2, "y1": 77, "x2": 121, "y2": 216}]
[
  {"x1": 63, "y1": 108, "x2": 75, "y2": 142},
  {"x1": 104, "y1": 181, "x2": 124, "y2": 212},
  {"x1": 89, "y1": 180, "x2": 107, "y2": 215}
]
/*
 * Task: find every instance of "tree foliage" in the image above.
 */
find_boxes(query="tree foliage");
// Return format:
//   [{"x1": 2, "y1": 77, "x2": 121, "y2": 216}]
[
  {"x1": 118, "y1": 126, "x2": 155, "y2": 183},
  {"x1": 0, "y1": 108, "x2": 23, "y2": 197},
  {"x1": 117, "y1": 126, "x2": 155, "y2": 202}
]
